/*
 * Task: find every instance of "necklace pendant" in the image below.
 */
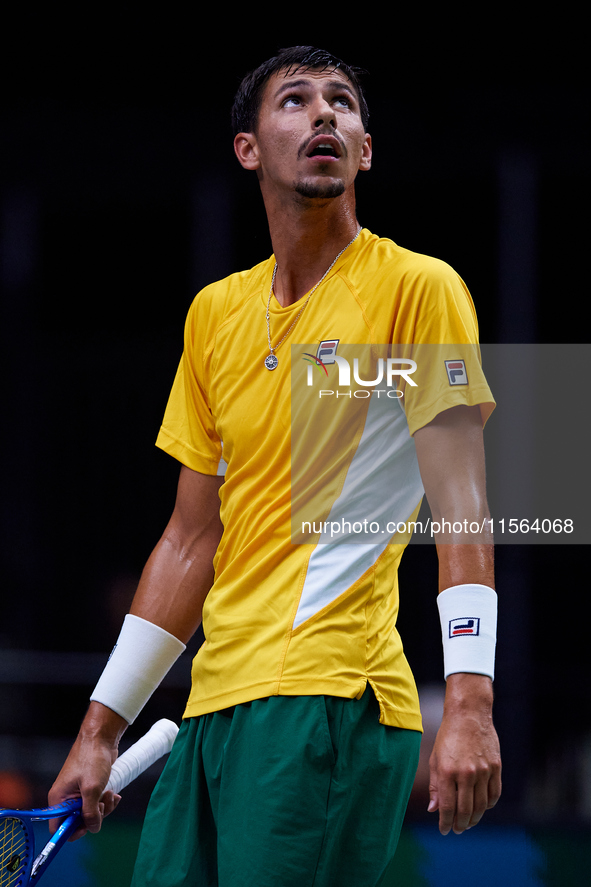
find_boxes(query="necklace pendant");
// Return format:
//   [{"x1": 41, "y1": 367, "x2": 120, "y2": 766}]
[{"x1": 264, "y1": 353, "x2": 279, "y2": 371}]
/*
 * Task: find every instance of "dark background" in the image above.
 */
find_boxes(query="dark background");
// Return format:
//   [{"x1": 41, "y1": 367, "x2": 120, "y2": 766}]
[{"x1": 1, "y1": 9, "x2": 589, "y2": 830}]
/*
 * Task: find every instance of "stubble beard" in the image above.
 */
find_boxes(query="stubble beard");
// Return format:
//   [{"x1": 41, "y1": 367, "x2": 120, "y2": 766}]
[{"x1": 294, "y1": 179, "x2": 346, "y2": 201}]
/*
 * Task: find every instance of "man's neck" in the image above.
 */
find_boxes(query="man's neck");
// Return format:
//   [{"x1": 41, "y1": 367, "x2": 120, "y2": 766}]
[{"x1": 265, "y1": 194, "x2": 361, "y2": 307}]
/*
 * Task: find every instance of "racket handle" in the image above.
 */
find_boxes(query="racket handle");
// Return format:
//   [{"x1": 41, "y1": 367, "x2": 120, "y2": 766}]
[{"x1": 105, "y1": 719, "x2": 179, "y2": 795}]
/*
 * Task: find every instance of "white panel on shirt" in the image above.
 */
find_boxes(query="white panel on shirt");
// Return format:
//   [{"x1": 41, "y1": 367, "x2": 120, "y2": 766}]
[{"x1": 293, "y1": 390, "x2": 424, "y2": 629}]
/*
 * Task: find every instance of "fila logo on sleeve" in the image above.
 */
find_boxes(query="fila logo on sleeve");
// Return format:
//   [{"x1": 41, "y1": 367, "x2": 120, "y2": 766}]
[
  {"x1": 445, "y1": 359, "x2": 468, "y2": 385},
  {"x1": 449, "y1": 617, "x2": 480, "y2": 638}
]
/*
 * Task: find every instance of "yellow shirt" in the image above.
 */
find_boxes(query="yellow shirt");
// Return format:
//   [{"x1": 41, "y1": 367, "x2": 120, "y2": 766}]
[{"x1": 156, "y1": 229, "x2": 495, "y2": 730}]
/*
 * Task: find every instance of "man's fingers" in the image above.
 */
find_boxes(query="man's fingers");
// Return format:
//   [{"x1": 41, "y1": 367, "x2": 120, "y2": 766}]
[
  {"x1": 429, "y1": 774, "x2": 457, "y2": 836},
  {"x1": 487, "y1": 765, "x2": 503, "y2": 810},
  {"x1": 453, "y1": 778, "x2": 476, "y2": 834},
  {"x1": 81, "y1": 797, "x2": 104, "y2": 835},
  {"x1": 429, "y1": 766, "x2": 501, "y2": 835},
  {"x1": 49, "y1": 786, "x2": 121, "y2": 842},
  {"x1": 100, "y1": 791, "x2": 122, "y2": 819},
  {"x1": 81, "y1": 787, "x2": 121, "y2": 833},
  {"x1": 466, "y1": 779, "x2": 489, "y2": 829}
]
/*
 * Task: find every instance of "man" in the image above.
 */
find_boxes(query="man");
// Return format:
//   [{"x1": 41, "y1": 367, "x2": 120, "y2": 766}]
[{"x1": 49, "y1": 46, "x2": 501, "y2": 886}]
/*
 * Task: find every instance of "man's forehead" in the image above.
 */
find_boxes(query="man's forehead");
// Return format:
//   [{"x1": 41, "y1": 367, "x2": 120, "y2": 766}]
[{"x1": 267, "y1": 66, "x2": 355, "y2": 96}]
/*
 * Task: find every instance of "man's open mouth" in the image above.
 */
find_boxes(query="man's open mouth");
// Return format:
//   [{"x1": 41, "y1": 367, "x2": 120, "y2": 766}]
[{"x1": 305, "y1": 136, "x2": 342, "y2": 159}]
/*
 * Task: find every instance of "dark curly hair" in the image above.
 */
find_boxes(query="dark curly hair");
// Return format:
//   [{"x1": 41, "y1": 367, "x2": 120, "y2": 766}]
[{"x1": 231, "y1": 46, "x2": 369, "y2": 136}]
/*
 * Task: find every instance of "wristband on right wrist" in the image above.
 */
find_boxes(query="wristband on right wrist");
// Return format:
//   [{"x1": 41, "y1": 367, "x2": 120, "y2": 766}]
[{"x1": 90, "y1": 614, "x2": 186, "y2": 724}]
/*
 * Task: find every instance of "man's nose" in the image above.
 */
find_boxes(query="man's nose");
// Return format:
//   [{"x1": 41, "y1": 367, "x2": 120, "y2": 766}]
[{"x1": 311, "y1": 99, "x2": 336, "y2": 129}]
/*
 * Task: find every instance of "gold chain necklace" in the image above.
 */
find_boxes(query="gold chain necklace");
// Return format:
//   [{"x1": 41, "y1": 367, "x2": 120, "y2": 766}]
[{"x1": 264, "y1": 227, "x2": 361, "y2": 371}]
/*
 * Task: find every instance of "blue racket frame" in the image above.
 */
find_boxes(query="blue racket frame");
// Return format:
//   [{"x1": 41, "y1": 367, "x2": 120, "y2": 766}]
[{"x1": 0, "y1": 798, "x2": 82, "y2": 885}]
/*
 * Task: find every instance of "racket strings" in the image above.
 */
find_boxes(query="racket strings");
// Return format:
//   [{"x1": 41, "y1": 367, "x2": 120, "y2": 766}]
[{"x1": 0, "y1": 818, "x2": 31, "y2": 886}]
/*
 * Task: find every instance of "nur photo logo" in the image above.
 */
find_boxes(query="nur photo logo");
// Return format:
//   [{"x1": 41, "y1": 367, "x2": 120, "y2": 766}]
[{"x1": 302, "y1": 340, "x2": 418, "y2": 398}]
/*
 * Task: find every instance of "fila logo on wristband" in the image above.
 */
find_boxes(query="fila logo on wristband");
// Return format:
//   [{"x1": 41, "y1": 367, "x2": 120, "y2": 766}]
[{"x1": 449, "y1": 617, "x2": 480, "y2": 637}]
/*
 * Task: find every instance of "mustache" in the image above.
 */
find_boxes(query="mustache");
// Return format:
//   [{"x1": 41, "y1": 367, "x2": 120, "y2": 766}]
[{"x1": 297, "y1": 129, "x2": 347, "y2": 159}]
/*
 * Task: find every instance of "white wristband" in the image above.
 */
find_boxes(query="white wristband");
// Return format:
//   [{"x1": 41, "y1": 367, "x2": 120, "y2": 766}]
[
  {"x1": 90, "y1": 614, "x2": 186, "y2": 724},
  {"x1": 437, "y1": 584, "x2": 497, "y2": 680}
]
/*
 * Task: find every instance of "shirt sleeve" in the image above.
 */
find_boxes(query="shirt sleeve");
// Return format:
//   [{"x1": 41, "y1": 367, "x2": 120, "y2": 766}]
[
  {"x1": 155, "y1": 297, "x2": 224, "y2": 475},
  {"x1": 394, "y1": 259, "x2": 496, "y2": 436}
]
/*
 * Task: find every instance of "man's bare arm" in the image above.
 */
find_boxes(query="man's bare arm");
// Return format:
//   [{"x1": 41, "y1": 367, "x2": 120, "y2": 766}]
[
  {"x1": 128, "y1": 465, "x2": 224, "y2": 641},
  {"x1": 414, "y1": 404, "x2": 502, "y2": 835},
  {"x1": 48, "y1": 465, "x2": 224, "y2": 837}
]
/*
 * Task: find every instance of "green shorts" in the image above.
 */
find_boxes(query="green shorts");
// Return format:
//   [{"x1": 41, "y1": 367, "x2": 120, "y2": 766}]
[{"x1": 131, "y1": 688, "x2": 421, "y2": 887}]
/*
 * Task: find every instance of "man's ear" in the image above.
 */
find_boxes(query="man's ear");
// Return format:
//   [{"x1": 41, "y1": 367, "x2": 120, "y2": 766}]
[
  {"x1": 234, "y1": 132, "x2": 260, "y2": 170},
  {"x1": 359, "y1": 133, "x2": 372, "y2": 172}
]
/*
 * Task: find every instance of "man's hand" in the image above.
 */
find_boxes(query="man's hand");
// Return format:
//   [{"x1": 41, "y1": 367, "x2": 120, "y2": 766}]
[
  {"x1": 428, "y1": 673, "x2": 501, "y2": 835},
  {"x1": 47, "y1": 702, "x2": 127, "y2": 840}
]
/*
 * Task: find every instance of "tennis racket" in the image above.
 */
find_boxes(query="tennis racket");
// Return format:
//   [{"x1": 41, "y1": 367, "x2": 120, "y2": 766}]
[{"x1": 0, "y1": 718, "x2": 178, "y2": 886}]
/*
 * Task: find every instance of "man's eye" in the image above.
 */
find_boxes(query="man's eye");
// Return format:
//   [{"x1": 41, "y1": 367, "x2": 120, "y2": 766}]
[
  {"x1": 282, "y1": 95, "x2": 302, "y2": 107},
  {"x1": 334, "y1": 95, "x2": 352, "y2": 108}
]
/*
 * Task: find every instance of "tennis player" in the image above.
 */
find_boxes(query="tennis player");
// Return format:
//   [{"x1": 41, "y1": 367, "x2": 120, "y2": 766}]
[{"x1": 49, "y1": 46, "x2": 501, "y2": 886}]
